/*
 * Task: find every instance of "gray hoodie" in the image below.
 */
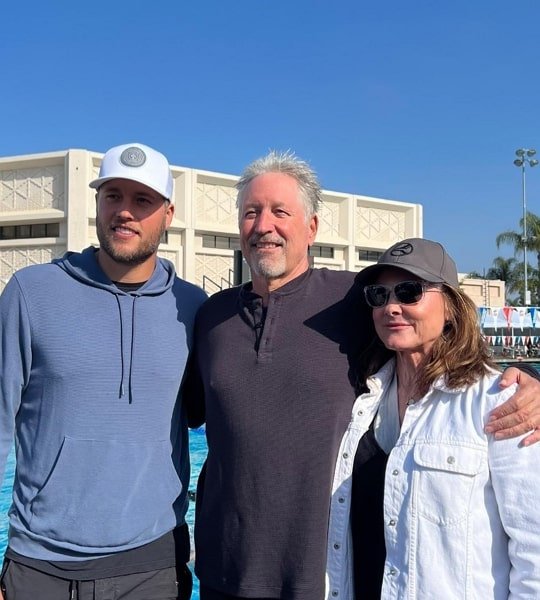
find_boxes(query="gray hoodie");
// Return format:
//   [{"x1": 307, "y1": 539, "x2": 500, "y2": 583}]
[{"x1": 0, "y1": 247, "x2": 206, "y2": 561}]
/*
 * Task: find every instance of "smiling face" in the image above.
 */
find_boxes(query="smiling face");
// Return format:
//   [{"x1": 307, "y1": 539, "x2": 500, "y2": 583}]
[
  {"x1": 372, "y1": 268, "x2": 448, "y2": 364},
  {"x1": 239, "y1": 172, "x2": 318, "y2": 295},
  {"x1": 95, "y1": 178, "x2": 174, "y2": 281}
]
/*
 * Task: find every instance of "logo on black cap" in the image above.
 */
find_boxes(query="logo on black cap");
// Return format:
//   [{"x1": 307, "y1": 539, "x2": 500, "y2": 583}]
[
  {"x1": 120, "y1": 147, "x2": 146, "y2": 167},
  {"x1": 390, "y1": 242, "x2": 413, "y2": 256}
]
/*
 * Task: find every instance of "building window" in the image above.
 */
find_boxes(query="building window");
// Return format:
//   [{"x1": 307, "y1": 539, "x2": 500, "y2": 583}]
[
  {"x1": 19, "y1": 225, "x2": 31, "y2": 238},
  {"x1": 358, "y1": 249, "x2": 383, "y2": 262},
  {"x1": 202, "y1": 235, "x2": 241, "y2": 250},
  {"x1": 32, "y1": 224, "x2": 47, "y2": 237},
  {"x1": 0, "y1": 223, "x2": 60, "y2": 240},
  {"x1": 160, "y1": 231, "x2": 169, "y2": 244},
  {"x1": 1, "y1": 226, "x2": 15, "y2": 240},
  {"x1": 309, "y1": 245, "x2": 334, "y2": 259}
]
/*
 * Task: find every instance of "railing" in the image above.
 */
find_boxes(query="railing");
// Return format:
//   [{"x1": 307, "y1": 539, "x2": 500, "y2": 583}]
[
  {"x1": 202, "y1": 269, "x2": 238, "y2": 295},
  {"x1": 202, "y1": 275, "x2": 222, "y2": 294}
]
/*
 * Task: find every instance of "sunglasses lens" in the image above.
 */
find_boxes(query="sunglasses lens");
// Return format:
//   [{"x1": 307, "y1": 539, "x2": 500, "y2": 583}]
[
  {"x1": 394, "y1": 281, "x2": 424, "y2": 304},
  {"x1": 364, "y1": 285, "x2": 389, "y2": 308},
  {"x1": 364, "y1": 281, "x2": 426, "y2": 307}
]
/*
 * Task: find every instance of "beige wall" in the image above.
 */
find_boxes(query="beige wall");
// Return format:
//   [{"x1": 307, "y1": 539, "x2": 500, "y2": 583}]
[
  {"x1": 459, "y1": 276, "x2": 506, "y2": 308},
  {"x1": 0, "y1": 149, "x2": 423, "y2": 292}
]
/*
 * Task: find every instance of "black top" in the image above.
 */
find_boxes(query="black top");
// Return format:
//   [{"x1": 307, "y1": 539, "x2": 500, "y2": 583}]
[
  {"x1": 186, "y1": 268, "x2": 365, "y2": 599},
  {"x1": 350, "y1": 425, "x2": 388, "y2": 599}
]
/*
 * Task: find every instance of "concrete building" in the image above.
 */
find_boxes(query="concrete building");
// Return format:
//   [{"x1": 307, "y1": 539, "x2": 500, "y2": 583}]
[
  {"x1": 0, "y1": 148, "x2": 423, "y2": 293},
  {"x1": 459, "y1": 275, "x2": 506, "y2": 308}
]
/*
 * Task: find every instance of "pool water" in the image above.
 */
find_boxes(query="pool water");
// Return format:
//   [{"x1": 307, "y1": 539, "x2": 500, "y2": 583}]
[
  {"x1": 0, "y1": 451, "x2": 15, "y2": 553},
  {"x1": 0, "y1": 428, "x2": 208, "y2": 600}
]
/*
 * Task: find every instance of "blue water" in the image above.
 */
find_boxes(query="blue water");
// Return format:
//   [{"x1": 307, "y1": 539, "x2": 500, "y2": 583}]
[{"x1": 0, "y1": 429, "x2": 208, "y2": 600}]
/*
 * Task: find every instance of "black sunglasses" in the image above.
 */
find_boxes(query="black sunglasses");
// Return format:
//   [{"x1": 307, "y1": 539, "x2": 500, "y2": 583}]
[{"x1": 363, "y1": 280, "x2": 442, "y2": 308}]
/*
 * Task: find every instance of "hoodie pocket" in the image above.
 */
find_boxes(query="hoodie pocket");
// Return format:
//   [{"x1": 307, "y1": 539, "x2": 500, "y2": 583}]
[{"x1": 29, "y1": 436, "x2": 181, "y2": 550}]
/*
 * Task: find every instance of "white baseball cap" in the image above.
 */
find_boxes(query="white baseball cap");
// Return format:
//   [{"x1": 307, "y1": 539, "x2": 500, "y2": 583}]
[{"x1": 89, "y1": 143, "x2": 174, "y2": 200}]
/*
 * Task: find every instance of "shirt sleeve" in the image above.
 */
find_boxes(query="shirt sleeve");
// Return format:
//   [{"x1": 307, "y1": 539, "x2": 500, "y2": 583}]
[
  {"x1": 0, "y1": 275, "x2": 32, "y2": 483},
  {"x1": 488, "y1": 387, "x2": 540, "y2": 597},
  {"x1": 180, "y1": 328, "x2": 206, "y2": 429}
]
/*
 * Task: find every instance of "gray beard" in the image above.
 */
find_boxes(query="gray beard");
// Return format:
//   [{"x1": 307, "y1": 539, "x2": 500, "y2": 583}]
[{"x1": 248, "y1": 254, "x2": 287, "y2": 280}]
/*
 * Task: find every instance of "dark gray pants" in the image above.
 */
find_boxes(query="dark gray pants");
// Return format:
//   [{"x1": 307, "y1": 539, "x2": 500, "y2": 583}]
[
  {"x1": 0, "y1": 559, "x2": 192, "y2": 600},
  {"x1": 199, "y1": 584, "x2": 277, "y2": 600}
]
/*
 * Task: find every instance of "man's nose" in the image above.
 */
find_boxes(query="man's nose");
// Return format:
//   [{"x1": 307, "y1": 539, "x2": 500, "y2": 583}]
[
  {"x1": 254, "y1": 210, "x2": 274, "y2": 233},
  {"x1": 114, "y1": 199, "x2": 135, "y2": 219}
]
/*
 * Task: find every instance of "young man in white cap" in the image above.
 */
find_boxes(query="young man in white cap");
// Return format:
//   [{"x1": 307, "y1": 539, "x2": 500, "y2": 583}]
[{"x1": 0, "y1": 143, "x2": 206, "y2": 599}]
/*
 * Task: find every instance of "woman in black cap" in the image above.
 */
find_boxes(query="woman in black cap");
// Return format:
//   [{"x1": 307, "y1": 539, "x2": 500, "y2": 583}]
[{"x1": 325, "y1": 238, "x2": 540, "y2": 599}]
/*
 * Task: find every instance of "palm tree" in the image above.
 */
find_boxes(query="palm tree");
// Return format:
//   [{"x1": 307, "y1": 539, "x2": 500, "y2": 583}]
[
  {"x1": 499, "y1": 261, "x2": 539, "y2": 305},
  {"x1": 486, "y1": 256, "x2": 520, "y2": 303},
  {"x1": 466, "y1": 270, "x2": 483, "y2": 279},
  {"x1": 485, "y1": 256, "x2": 517, "y2": 281},
  {"x1": 496, "y1": 211, "x2": 540, "y2": 304}
]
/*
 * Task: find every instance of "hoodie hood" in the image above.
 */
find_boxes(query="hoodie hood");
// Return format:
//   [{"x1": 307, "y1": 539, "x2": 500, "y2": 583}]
[
  {"x1": 54, "y1": 246, "x2": 176, "y2": 296},
  {"x1": 53, "y1": 246, "x2": 176, "y2": 402}
]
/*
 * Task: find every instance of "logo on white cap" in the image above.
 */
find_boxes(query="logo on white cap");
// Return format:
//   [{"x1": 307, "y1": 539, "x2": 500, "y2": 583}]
[{"x1": 120, "y1": 147, "x2": 146, "y2": 168}]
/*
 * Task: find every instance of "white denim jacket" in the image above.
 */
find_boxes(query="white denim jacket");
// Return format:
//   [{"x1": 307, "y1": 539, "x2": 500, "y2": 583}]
[{"x1": 326, "y1": 360, "x2": 540, "y2": 599}]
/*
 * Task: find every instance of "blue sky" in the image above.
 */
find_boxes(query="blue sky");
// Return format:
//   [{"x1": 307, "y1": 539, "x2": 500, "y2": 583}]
[{"x1": 2, "y1": 0, "x2": 539, "y2": 274}]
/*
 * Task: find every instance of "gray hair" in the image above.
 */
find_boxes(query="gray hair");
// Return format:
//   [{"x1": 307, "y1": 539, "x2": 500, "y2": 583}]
[{"x1": 236, "y1": 150, "x2": 322, "y2": 219}]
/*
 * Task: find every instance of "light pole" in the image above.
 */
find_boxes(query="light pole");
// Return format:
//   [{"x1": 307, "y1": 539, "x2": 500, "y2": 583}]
[{"x1": 513, "y1": 148, "x2": 538, "y2": 305}]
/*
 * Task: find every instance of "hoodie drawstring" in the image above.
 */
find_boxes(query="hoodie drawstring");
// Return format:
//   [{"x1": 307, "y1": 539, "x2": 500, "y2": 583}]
[
  {"x1": 116, "y1": 293, "x2": 137, "y2": 403},
  {"x1": 115, "y1": 294, "x2": 125, "y2": 399},
  {"x1": 128, "y1": 298, "x2": 136, "y2": 404}
]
